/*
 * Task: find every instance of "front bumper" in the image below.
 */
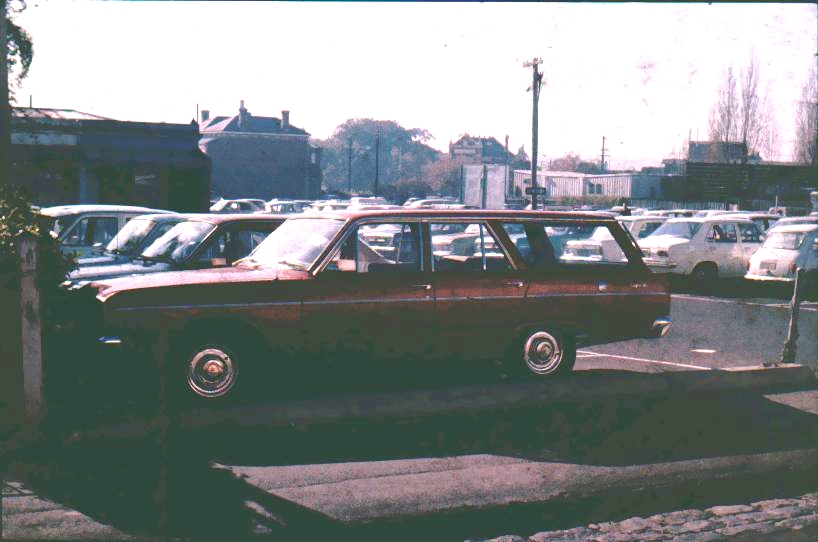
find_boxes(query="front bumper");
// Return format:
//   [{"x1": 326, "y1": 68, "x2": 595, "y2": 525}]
[
  {"x1": 745, "y1": 273, "x2": 794, "y2": 283},
  {"x1": 651, "y1": 316, "x2": 673, "y2": 338}
]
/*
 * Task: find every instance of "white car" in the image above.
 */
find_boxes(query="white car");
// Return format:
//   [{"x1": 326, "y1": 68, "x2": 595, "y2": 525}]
[
  {"x1": 561, "y1": 216, "x2": 666, "y2": 263},
  {"x1": 746, "y1": 224, "x2": 818, "y2": 282},
  {"x1": 639, "y1": 216, "x2": 764, "y2": 280},
  {"x1": 719, "y1": 212, "x2": 781, "y2": 233}
]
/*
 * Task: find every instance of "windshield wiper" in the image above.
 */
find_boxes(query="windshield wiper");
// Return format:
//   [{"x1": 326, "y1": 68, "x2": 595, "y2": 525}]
[{"x1": 277, "y1": 259, "x2": 306, "y2": 270}]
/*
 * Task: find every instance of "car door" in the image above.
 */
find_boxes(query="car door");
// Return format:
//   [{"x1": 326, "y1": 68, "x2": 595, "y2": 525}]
[
  {"x1": 429, "y1": 220, "x2": 526, "y2": 363},
  {"x1": 517, "y1": 219, "x2": 662, "y2": 343},
  {"x1": 703, "y1": 221, "x2": 743, "y2": 277},
  {"x1": 300, "y1": 220, "x2": 436, "y2": 385},
  {"x1": 737, "y1": 221, "x2": 763, "y2": 270}
]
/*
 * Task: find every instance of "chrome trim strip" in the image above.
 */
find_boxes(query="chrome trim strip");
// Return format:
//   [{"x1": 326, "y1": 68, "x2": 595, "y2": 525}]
[
  {"x1": 97, "y1": 336, "x2": 123, "y2": 345},
  {"x1": 115, "y1": 301, "x2": 302, "y2": 312}
]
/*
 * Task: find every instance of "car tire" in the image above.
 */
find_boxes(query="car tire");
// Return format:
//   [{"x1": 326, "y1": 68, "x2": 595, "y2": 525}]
[
  {"x1": 691, "y1": 262, "x2": 718, "y2": 286},
  {"x1": 508, "y1": 329, "x2": 576, "y2": 378}
]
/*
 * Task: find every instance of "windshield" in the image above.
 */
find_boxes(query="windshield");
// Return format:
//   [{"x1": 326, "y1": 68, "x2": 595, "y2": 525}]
[
  {"x1": 651, "y1": 221, "x2": 701, "y2": 239},
  {"x1": 763, "y1": 231, "x2": 807, "y2": 250},
  {"x1": 105, "y1": 217, "x2": 153, "y2": 254},
  {"x1": 244, "y1": 217, "x2": 345, "y2": 269},
  {"x1": 140, "y1": 221, "x2": 215, "y2": 263}
]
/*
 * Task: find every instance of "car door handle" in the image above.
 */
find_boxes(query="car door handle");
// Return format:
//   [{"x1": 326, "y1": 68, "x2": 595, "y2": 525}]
[
  {"x1": 504, "y1": 280, "x2": 525, "y2": 288},
  {"x1": 412, "y1": 284, "x2": 432, "y2": 291}
]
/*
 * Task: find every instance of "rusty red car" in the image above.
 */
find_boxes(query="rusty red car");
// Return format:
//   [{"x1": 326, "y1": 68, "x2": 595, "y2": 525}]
[{"x1": 62, "y1": 209, "x2": 671, "y2": 402}]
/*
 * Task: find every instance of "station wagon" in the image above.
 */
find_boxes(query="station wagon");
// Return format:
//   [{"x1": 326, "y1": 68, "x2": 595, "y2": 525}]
[{"x1": 59, "y1": 210, "x2": 671, "y2": 402}]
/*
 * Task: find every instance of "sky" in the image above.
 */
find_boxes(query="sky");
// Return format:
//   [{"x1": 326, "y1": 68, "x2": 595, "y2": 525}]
[{"x1": 13, "y1": 1, "x2": 818, "y2": 170}]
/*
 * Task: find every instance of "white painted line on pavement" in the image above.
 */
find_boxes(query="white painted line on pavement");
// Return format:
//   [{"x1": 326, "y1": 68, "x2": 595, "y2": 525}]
[
  {"x1": 577, "y1": 350, "x2": 713, "y2": 371},
  {"x1": 690, "y1": 349, "x2": 717, "y2": 354},
  {"x1": 674, "y1": 294, "x2": 818, "y2": 312}
]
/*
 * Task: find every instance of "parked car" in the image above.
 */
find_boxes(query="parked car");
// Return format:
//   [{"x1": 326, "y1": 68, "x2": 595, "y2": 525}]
[
  {"x1": 561, "y1": 216, "x2": 667, "y2": 263},
  {"x1": 59, "y1": 209, "x2": 671, "y2": 403},
  {"x1": 65, "y1": 214, "x2": 286, "y2": 285},
  {"x1": 745, "y1": 224, "x2": 818, "y2": 282},
  {"x1": 767, "y1": 216, "x2": 818, "y2": 229},
  {"x1": 74, "y1": 213, "x2": 186, "y2": 268},
  {"x1": 209, "y1": 198, "x2": 267, "y2": 213},
  {"x1": 38, "y1": 204, "x2": 173, "y2": 258},
  {"x1": 719, "y1": 212, "x2": 780, "y2": 233},
  {"x1": 262, "y1": 199, "x2": 311, "y2": 214},
  {"x1": 639, "y1": 216, "x2": 764, "y2": 280},
  {"x1": 642, "y1": 209, "x2": 696, "y2": 218}
]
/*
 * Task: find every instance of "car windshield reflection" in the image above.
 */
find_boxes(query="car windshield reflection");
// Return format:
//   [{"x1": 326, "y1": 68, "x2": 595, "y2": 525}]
[
  {"x1": 241, "y1": 217, "x2": 345, "y2": 269},
  {"x1": 651, "y1": 221, "x2": 701, "y2": 239},
  {"x1": 141, "y1": 221, "x2": 215, "y2": 263}
]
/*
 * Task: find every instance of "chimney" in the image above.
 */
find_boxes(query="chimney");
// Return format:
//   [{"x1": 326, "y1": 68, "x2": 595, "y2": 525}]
[
  {"x1": 201, "y1": 109, "x2": 210, "y2": 122},
  {"x1": 281, "y1": 110, "x2": 290, "y2": 129},
  {"x1": 239, "y1": 100, "x2": 249, "y2": 129}
]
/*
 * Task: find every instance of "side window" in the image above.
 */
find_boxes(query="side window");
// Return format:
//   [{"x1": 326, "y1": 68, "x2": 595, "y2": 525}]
[
  {"x1": 198, "y1": 230, "x2": 228, "y2": 263},
  {"x1": 62, "y1": 218, "x2": 90, "y2": 246},
  {"x1": 739, "y1": 222, "x2": 761, "y2": 243},
  {"x1": 431, "y1": 222, "x2": 511, "y2": 272},
  {"x1": 89, "y1": 217, "x2": 119, "y2": 246},
  {"x1": 503, "y1": 220, "x2": 632, "y2": 268},
  {"x1": 707, "y1": 223, "x2": 737, "y2": 243},
  {"x1": 329, "y1": 222, "x2": 421, "y2": 273},
  {"x1": 637, "y1": 221, "x2": 662, "y2": 239}
]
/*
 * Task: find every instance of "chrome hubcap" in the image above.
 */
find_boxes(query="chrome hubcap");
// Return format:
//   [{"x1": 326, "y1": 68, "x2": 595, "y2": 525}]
[
  {"x1": 187, "y1": 348, "x2": 236, "y2": 397},
  {"x1": 524, "y1": 331, "x2": 563, "y2": 375}
]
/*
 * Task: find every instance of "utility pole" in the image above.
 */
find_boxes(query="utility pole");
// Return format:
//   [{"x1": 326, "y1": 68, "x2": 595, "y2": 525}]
[
  {"x1": 523, "y1": 58, "x2": 544, "y2": 209},
  {"x1": 374, "y1": 132, "x2": 380, "y2": 196},
  {"x1": 347, "y1": 140, "x2": 353, "y2": 193},
  {"x1": 600, "y1": 136, "x2": 607, "y2": 173}
]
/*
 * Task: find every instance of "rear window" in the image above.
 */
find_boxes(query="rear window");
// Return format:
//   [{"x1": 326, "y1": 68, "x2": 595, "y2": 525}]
[{"x1": 501, "y1": 220, "x2": 634, "y2": 268}]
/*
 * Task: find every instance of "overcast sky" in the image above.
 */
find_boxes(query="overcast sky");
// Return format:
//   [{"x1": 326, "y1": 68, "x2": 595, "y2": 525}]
[{"x1": 14, "y1": 1, "x2": 817, "y2": 170}]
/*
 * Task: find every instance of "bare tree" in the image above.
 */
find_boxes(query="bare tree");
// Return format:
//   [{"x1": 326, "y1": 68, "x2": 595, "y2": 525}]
[
  {"x1": 793, "y1": 66, "x2": 817, "y2": 165},
  {"x1": 708, "y1": 54, "x2": 778, "y2": 162},
  {"x1": 708, "y1": 64, "x2": 739, "y2": 147}
]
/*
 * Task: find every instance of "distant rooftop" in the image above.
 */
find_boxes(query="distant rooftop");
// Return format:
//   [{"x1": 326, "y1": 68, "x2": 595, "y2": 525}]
[
  {"x1": 199, "y1": 100, "x2": 309, "y2": 136},
  {"x1": 13, "y1": 107, "x2": 112, "y2": 121}
]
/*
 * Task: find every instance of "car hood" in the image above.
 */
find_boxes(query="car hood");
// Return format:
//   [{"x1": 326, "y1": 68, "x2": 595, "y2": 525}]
[
  {"x1": 70, "y1": 260, "x2": 173, "y2": 281},
  {"x1": 74, "y1": 253, "x2": 130, "y2": 268},
  {"x1": 638, "y1": 235, "x2": 691, "y2": 250},
  {"x1": 92, "y1": 265, "x2": 309, "y2": 302}
]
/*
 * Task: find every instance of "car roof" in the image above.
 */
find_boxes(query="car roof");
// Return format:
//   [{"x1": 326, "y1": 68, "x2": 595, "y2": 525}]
[
  {"x1": 288, "y1": 208, "x2": 618, "y2": 222},
  {"x1": 179, "y1": 213, "x2": 290, "y2": 225},
  {"x1": 767, "y1": 224, "x2": 818, "y2": 234},
  {"x1": 666, "y1": 215, "x2": 753, "y2": 224},
  {"x1": 39, "y1": 204, "x2": 172, "y2": 217},
  {"x1": 616, "y1": 215, "x2": 666, "y2": 222},
  {"x1": 720, "y1": 212, "x2": 779, "y2": 219}
]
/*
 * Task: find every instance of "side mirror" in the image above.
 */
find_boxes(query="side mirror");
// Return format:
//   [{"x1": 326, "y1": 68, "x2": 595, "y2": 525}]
[{"x1": 92, "y1": 242, "x2": 105, "y2": 253}]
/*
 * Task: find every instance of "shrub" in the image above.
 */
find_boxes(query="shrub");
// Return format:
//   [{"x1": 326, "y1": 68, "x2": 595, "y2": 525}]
[{"x1": 0, "y1": 184, "x2": 72, "y2": 285}]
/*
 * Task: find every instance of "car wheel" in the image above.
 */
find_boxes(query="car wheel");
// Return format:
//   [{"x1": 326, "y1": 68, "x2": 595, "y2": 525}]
[
  {"x1": 691, "y1": 262, "x2": 718, "y2": 283},
  {"x1": 516, "y1": 329, "x2": 576, "y2": 377},
  {"x1": 184, "y1": 342, "x2": 240, "y2": 399}
]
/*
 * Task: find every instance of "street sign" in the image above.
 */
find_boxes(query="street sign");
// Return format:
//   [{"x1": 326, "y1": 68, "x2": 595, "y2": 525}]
[{"x1": 525, "y1": 186, "x2": 547, "y2": 196}]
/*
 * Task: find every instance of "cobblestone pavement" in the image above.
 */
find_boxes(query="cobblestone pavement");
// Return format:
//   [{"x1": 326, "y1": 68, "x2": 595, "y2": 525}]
[{"x1": 476, "y1": 492, "x2": 818, "y2": 542}]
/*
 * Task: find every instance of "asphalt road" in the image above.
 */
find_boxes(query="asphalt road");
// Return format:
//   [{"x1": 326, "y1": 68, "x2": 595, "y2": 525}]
[{"x1": 577, "y1": 293, "x2": 818, "y2": 372}]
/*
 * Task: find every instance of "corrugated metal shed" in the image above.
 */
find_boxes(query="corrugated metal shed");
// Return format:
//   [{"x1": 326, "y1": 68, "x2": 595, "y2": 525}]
[{"x1": 13, "y1": 107, "x2": 111, "y2": 121}]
